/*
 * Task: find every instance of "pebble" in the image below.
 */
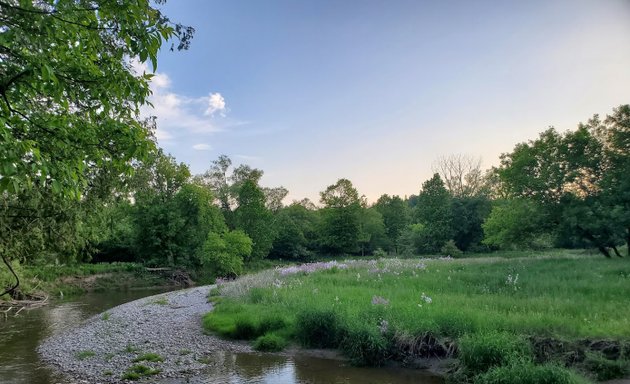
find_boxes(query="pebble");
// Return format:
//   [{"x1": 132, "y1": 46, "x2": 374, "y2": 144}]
[{"x1": 38, "y1": 286, "x2": 251, "y2": 383}]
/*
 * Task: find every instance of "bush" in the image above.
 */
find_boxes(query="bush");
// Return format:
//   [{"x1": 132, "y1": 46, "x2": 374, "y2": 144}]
[
  {"x1": 477, "y1": 362, "x2": 589, "y2": 384},
  {"x1": 373, "y1": 248, "x2": 388, "y2": 257},
  {"x1": 295, "y1": 309, "x2": 343, "y2": 348},
  {"x1": 459, "y1": 332, "x2": 532, "y2": 375},
  {"x1": 253, "y1": 333, "x2": 288, "y2": 352},
  {"x1": 202, "y1": 230, "x2": 252, "y2": 277},
  {"x1": 441, "y1": 239, "x2": 463, "y2": 257}
]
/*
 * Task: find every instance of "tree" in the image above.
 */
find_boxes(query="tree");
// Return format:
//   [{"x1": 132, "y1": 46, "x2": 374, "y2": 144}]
[
  {"x1": 413, "y1": 174, "x2": 453, "y2": 253},
  {"x1": 0, "y1": 0, "x2": 192, "y2": 296},
  {"x1": 270, "y1": 203, "x2": 320, "y2": 260},
  {"x1": 450, "y1": 196, "x2": 492, "y2": 251},
  {"x1": 482, "y1": 199, "x2": 552, "y2": 250},
  {"x1": 318, "y1": 179, "x2": 362, "y2": 254},
  {"x1": 233, "y1": 180, "x2": 276, "y2": 260},
  {"x1": 496, "y1": 106, "x2": 630, "y2": 257},
  {"x1": 357, "y1": 207, "x2": 386, "y2": 256},
  {"x1": 202, "y1": 230, "x2": 252, "y2": 277},
  {"x1": 374, "y1": 194, "x2": 410, "y2": 254},
  {"x1": 0, "y1": 0, "x2": 193, "y2": 198},
  {"x1": 433, "y1": 154, "x2": 487, "y2": 197}
]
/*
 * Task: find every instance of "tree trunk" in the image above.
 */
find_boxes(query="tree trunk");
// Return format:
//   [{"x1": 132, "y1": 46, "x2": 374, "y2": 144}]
[
  {"x1": 612, "y1": 246, "x2": 623, "y2": 258},
  {"x1": 577, "y1": 225, "x2": 611, "y2": 258},
  {"x1": 627, "y1": 227, "x2": 630, "y2": 257}
]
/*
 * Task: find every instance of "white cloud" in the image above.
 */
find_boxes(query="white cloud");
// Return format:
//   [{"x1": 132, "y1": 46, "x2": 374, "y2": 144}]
[
  {"x1": 192, "y1": 143, "x2": 212, "y2": 151},
  {"x1": 205, "y1": 92, "x2": 226, "y2": 116}
]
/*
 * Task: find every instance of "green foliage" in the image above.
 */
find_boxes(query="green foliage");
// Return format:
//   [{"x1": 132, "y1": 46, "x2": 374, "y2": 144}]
[
  {"x1": 374, "y1": 195, "x2": 411, "y2": 254},
  {"x1": 451, "y1": 196, "x2": 492, "y2": 251},
  {"x1": 482, "y1": 199, "x2": 551, "y2": 250},
  {"x1": 357, "y1": 208, "x2": 387, "y2": 256},
  {"x1": 476, "y1": 363, "x2": 588, "y2": 384},
  {"x1": 202, "y1": 231, "x2": 252, "y2": 277},
  {"x1": 0, "y1": 0, "x2": 192, "y2": 199},
  {"x1": 496, "y1": 105, "x2": 630, "y2": 256},
  {"x1": 270, "y1": 204, "x2": 318, "y2": 260},
  {"x1": 440, "y1": 240, "x2": 463, "y2": 257},
  {"x1": 233, "y1": 180, "x2": 276, "y2": 260},
  {"x1": 253, "y1": 333, "x2": 288, "y2": 352},
  {"x1": 459, "y1": 332, "x2": 532, "y2": 375},
  {"x1": 413, "y1": 174, "x2": 453, "y2": 253}
]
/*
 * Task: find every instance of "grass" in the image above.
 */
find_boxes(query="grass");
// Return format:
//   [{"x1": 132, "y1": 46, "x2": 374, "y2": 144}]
[
  {"x1": 75, "y1": 350, "x2": 96, "y2": 360},
  {"x1": 203, "y1": 251, "x2": 630, "y2": 380},
  {"x1": 121, "y1": 364, "x2": 161, "y2": 380},
  {"x1": 132, "y1": 353, "x2": 164, "y2": 363}
]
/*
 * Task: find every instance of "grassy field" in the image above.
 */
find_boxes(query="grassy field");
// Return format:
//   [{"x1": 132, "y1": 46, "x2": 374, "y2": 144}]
[{"x1": 204, "y1": 252, "x2": 630, "y2": 383}]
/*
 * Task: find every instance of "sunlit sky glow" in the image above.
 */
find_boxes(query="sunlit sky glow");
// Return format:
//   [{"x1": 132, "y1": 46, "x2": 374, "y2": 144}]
[{"x1": 145, "y1": 0, "x2": 630, "y2": 203}]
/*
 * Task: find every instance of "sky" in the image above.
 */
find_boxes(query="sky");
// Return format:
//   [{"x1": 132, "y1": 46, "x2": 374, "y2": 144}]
[{"x1": 144, "y1": 0, "x2": 630, "y2": 204}]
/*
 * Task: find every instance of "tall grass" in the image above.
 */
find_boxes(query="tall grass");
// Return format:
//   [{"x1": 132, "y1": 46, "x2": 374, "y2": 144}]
[{"x1": 204, "y1": 252, "x2": 630, "y2": 379}]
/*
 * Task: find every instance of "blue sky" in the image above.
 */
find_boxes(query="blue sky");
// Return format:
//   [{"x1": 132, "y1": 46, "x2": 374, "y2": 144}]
[{"x1": 145, "y1": 0, "x2": 630, "y2": 203}]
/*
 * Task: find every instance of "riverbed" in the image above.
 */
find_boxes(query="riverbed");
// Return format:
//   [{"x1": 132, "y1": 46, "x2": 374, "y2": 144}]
[{"x1": 1, "y1": 287, "x2": 443, "y2": 384}]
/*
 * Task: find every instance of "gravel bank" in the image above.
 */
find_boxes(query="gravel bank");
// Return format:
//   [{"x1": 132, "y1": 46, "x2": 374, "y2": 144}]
[{"x1": 38, "y1": 286, "x2": 251, "y2": 383}]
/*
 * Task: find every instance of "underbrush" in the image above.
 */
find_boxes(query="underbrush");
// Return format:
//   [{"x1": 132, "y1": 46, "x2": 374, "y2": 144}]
[{"x1": 203, "y1": 253, "x2": 630, "y2": 381}]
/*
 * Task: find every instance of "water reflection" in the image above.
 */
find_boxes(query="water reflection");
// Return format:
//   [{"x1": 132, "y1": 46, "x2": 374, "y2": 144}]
[{"x1": 159, "y1": 352, "x2": 443, "y2": 384}]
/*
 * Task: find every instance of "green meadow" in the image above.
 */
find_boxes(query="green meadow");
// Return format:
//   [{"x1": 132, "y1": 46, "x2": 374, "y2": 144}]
[{"x1": 204, "y1": 252, "x2": 630, "y2": 383}]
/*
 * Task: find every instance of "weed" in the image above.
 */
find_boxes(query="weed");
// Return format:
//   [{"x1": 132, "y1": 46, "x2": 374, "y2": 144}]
[
  {"x1": 75, "y1": 350, "x2": 95, "y2": 360},
  {"x1": 179, "y1": 349, "x2": 192, "y2": 355},
  {"x1": 132, "y1": 352, "x2": 164, "y2": 363},
  {"x1": 124, "y1": 344, "x2": 139, "y2": 353},
  {"x1": 253, "y1": 333, "x2": 288, "y2": 352},
  {"x1": 583, "y1": 351, "x2": 629, "y2": 381},
  {"x1": 101, "y1": 312, "x2": 110, "y2": 321},
  {"x1": 121, "y1": 364, "x2": 160, "y2": 380},
  {"x1": 459, "y1": 331, "x2": 532, "y2": 375},
  {"x1": 476, "y1": 362, "x2": 589, "y2": 384}
]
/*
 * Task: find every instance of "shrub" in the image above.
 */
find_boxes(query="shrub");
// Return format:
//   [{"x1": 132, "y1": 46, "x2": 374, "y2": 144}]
[
  {"x1": 295, "y1": 309, "x2": 343, "y2": 348},
  {"x1": 373, "y1": 248, "x2": 388, "y2": 257},
  {"x1": 441, "y1": 240, "x2": 463, "y2": 257},
  {"x1": 253, "y1": 333, "x2": 288, "y2": 352},
  {"x1": 476, "y1": 362, "x2": 589, "y2": 384},
  {"x1": 459, "y1": 332, "x2": 532, "y2": 375}
]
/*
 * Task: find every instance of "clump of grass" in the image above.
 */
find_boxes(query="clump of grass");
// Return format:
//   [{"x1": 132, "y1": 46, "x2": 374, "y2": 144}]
[
  {"x1": 101, "y1": 312, "x2": 110, "y2": 321},
  {"x1": 253, "y1": 333, "x2": 288, "y2": 352},
  {"x1": 149, "y1": 297, "x2": 169, "y2": 306},
  {"x1": 476, "y1": 362, "x2": 589, "y2": 384},
  {"x1": 179, "y1": 349, "x2": 192, "y2": 355},
  {"x1": 121, "y1": 364, "x2": 160, "y2": 380},
  {"x1": 340, "y1": 321, "x2": 391, "y2": 366},
  {"x1": 295, "y1": 309, "x2": 343, "y2": 348},
  {"x1": 124, "y1": 344, "x2": 139, "y2": 353},
  {"x1": 75, "y1": 350, "x2": 96, "y2": 360},
  {"x1": 132, "y1": 352, "x2": 164, "y2": 363},
  {"x1": 459, "y1": 331, "x2": 532, "y2": 375}
]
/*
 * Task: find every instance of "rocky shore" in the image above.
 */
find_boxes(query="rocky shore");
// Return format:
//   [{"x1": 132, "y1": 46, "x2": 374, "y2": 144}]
[{"x1": 38, "y1": 286, "x2": 251, "y2": 383}]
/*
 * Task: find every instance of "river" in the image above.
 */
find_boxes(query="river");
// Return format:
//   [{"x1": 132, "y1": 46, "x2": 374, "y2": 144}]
[{"x1": 0, "y1": 289, "x2": 443, "y2": 384}]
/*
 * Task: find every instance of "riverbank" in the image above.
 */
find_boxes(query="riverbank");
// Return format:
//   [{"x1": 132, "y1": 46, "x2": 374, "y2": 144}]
[
  {"x1": 203, "y1": 254, "x2": 630, "y2": 383},
  {"x1": 38, "y1": 286, "x2": 253, "y2": 383},
  {"x1": 1, "y1": 262, "x2": 187, "y2": 305}
]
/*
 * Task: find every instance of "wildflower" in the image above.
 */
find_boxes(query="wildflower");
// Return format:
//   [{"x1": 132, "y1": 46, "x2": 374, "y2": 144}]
[
  {"x1": 357, "y1": 273, "x2": 361, "y2": 280},
  {"x1": 421, "y1": 292, "x2": 432, "y2": 304},
  {"x1": 273, "y1": 279, "x2": 283, "y2": 288},
  {"x1": 371, "y1": 295, "x2": 389, "y2": 306},
  {"x1": 378, "y1": 319, "x2": 389, "y2": 334}
]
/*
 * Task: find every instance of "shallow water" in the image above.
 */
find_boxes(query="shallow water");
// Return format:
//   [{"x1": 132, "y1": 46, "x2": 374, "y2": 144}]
[{"x1": 0, "y1": 289, "x2": 442, "y2": 384}]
